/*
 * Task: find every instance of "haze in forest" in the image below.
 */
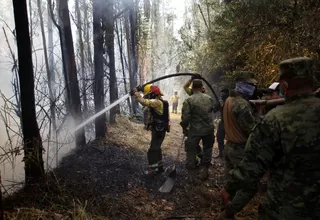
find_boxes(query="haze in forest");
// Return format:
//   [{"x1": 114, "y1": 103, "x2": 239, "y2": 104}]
[{"x1": 0, "y1": 0, "x2": 190, "y2": 188}]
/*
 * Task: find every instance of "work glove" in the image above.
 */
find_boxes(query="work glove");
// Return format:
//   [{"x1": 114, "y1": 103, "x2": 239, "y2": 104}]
[
  {"x1": 136, "y1": 85, "x2": 143, "y2": 92},
  {"x1": 191, "y1": 74, "x2": 201, "y2": 80},
  {"x1": 129, "y1": 88, "x2": 138, "y2": 96},
  {"x1": 220, "y1": 188, "x2": 232, "y2": 205}
]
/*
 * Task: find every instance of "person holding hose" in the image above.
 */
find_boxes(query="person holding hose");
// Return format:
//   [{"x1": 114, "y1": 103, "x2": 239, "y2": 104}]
[
  {"x1": 183, "y1": 74, "x2": 206, "y2": 165},
  {"x1": 180, "y1": 79, "x2": 215, "y2": 183},
  {"x1": 130, "y1": 84, "x2": 170, "y2": 175}
]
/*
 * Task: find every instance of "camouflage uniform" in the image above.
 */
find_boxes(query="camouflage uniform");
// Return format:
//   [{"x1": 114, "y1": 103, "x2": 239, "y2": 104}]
[
  {"x1": 183, "y1": 77, "x2": 205, "y2": 163},
  {"x1": 224, "y1": 57, "x2": 320, "y2": 219},
  {"x1": 181, "y1": 81, "x2": 215, "y2": 181},
  {"x1": 222, "y1": 72, "x2": 258, "y2": 215}
]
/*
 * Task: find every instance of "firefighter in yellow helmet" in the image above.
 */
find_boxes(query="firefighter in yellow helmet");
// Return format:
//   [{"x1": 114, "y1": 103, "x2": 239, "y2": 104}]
[{"x1": 130, "y1": 84, "x2": 170, "y2": 175}]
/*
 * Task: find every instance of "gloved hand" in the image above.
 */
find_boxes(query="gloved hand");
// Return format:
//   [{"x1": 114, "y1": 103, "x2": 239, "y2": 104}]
[
  {"x1": 129, "y1": 88, "x2": 138, "y2": 96},
  {"x1": 220, "y1": 188, "x2": 232, "y2": 205},
  {"x1": 136, "y1": 85, "x2": 143, "y2": 92},
  {"x1": 191, "y1": 74, "x2": 201, "y2": 80}
]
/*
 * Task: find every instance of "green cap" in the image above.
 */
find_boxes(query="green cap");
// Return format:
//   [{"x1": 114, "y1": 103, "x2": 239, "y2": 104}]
[
  {"x1": 279, "y1": 57, "x2": 313, "y2": 78},
  {"x1": 235, "y1": 71, "x2": 258, "y2": 85},
  {"x1": 192, "y1": 79, "x2": 203, "y2": 89}
]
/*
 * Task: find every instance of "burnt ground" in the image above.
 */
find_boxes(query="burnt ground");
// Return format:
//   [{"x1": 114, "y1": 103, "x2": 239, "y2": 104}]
[{"x1": 3, "y1": 114, "x2": 262, "y2": 220}]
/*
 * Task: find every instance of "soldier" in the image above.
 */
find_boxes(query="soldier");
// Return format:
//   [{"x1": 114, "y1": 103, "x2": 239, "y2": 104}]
[
  {"x1": 170, "y1": 91, "x2": 179, "y2": 114},
  {"x1": 183, "y1": 74, "x2": 207, "y2": 164},
  {"x1": 183, "y1": 75, "x2": 206, "y2": 95},
  {"x1": 180, "y1": 79, "x2": 215, "y2": 182},
  {"x1": 218, "y1": 71, "x2": 258, "y2": 219},
  {"x1": 220, "y1": 57, "x2": 320, "y2": 220},
  {"x1": 131, "y1": 84, "x2": 170, "y2": 175}
]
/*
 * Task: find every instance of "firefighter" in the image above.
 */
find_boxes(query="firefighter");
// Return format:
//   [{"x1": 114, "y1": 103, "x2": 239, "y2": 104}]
[
  {"x1": 170, "y1": 91, "x2": 179, "y2": 113},
  {"x1": 131, "y1": 84, "x2": 170, "y2": 175}
]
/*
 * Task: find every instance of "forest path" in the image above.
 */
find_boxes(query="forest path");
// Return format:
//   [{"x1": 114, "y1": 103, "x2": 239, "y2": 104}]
[{"x1": 4, "y1": 114, "x2": 260, "y2": 219}]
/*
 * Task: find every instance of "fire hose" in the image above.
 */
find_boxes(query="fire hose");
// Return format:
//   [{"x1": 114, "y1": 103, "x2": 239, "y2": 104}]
[
  {"x1": 142, "y1": 72, "x2": 220, "y2": 108},
  {"x1": 73, "y1": 73, "x2": 220, "y2": 133}
]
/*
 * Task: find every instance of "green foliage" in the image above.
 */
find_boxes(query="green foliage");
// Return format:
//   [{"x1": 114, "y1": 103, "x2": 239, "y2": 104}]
[{"x1": 180, "y1": 0, "x2": 320, "y2": 87}]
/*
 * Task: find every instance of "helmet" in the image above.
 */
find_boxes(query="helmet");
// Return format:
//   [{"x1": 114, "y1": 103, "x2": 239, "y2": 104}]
[
  {"x1": 150, "y1": 85, "x2": 163, "y2": 96},
  {"x1": 143, "y1": 84, "x2": 152, "y2": 95}
]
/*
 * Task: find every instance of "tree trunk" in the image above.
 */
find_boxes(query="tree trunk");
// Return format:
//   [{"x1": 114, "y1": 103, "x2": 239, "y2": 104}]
[
  {"x1": 0, "y1": 174, "x2": 3, "y2": 220},
  {"x1": 37, "y1": 0, "x2": 58, "y2": 166},
  {"x1": 151, "y1": 0, "x2": 160, "y2": 80},
  {"x1": 28, "y1": 0, "x2": 33, "y2": 46},
  {"x1": 124, "y1": 12, "x2": 138, "y2": 114},
  {"x1": 75, "y1": 0, "x2": 88, "y2": 115},
  {"x1": 115, "y1": 19, "x2": 131, "y2": 112},
  {"x1": 12, "y1": 0, "x2": 45, "y2": 186},
  {"x1": 93, "y1": 0, "x2": 107, "y2": 138},
  {"x1": 84, "y1": 2, "x2": 94, "y2": 78},
  {"x1": 104, "y1": 0, "x2": 119, "y2": 123},
  {"x1": 58, "y1": 0, "x2": 86, "y2": 146},
  {"x1": 48, "y1": 0, "x2": 71, "y2": 112}
]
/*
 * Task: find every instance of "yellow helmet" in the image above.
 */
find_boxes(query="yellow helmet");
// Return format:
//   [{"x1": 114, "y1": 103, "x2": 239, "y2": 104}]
[{"x1": 143, "y1": 84, "x2": 152, "y2": 95}]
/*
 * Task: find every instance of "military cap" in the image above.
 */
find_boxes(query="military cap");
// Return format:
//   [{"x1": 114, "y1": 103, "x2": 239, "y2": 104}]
[
  {"x1": 192, "y1": 79, "x2": 203, "y2": 89},
  {"x1": 234, "y1": 71, "x2": 258, "y2": 85},
  {"x1": 279, "y1": 57, "x2": 313, "y2": 78}
]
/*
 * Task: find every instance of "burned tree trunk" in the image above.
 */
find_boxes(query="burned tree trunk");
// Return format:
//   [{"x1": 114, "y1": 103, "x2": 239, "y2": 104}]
[
  {"x1": 58, "y1": 0, "x2": 86, "y2": 146},
  {"x1": 104, "y1": 0, "x2": 119, "y2": 123},
  {"x1": 115, "y1": 19, "x2": 131, "y2": 112},
  {"x1": 12, "y1": 0, "x2": 45, "y2": 186},
  {"x1": 75, "y1": 0, "x2": 88, "y2": 115},
  {"x1": 93, "y1": 0, "x2": 107, "y2": 138}
]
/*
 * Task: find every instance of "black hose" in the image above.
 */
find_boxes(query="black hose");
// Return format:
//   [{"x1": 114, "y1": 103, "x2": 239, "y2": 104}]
[{"x1": 142, "y1": 73, "x2": 221, "y2": 109}]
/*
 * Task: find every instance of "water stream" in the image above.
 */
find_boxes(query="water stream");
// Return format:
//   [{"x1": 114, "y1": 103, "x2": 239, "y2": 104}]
[{"x1": 73, "y1": 93, "x2": 130, "y2": 133}]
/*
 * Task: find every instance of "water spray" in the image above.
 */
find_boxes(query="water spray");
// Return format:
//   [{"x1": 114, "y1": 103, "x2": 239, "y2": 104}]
[{"x1": 72, "y1": 73, "x2": 220, "y2": 133}]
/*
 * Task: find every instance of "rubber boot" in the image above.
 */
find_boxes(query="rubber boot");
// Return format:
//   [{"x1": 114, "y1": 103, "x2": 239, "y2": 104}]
[{"x1": 187, "y1": 169, "x2": 199, "y2": 185}]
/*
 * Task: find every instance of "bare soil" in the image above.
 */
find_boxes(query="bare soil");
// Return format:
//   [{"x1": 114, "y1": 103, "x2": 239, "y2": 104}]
[{"x1": 3, "y1": 114, "x2": 262, "y2": 220}]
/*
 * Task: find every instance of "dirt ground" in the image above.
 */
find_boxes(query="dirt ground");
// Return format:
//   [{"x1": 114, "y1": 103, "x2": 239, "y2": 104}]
[{"x1": 3, "y1": 114, "x2": 262, "y2": 220}]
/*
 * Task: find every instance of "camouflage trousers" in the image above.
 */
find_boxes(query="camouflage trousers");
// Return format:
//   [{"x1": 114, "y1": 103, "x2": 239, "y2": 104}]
[
  {"x1": 185, "y1": 133, "x2": 214, "y2": 169},
  {"x1": 147, "y1": 128, "x2": 166, "y2": 167},
  {"x1": 224, "y1": 141, "x2": 256, "y2": 215},
  {"x1": 172, "y1": 102, "x2": 178, "y2": 113}
]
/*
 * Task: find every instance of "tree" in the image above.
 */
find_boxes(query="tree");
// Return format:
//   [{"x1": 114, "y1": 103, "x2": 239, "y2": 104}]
[
  {"x1": 37, "y1": 0, "x2": 59, "y2": 166},
  {"x1": 93, "y1": 0, "x2": 107, "y2": 138},
  {"x1": 58, "y1": 0, "x2": 86, "y2": 146},
  {"x1": 12, "y1": 0, "x2": 45, "y2": 186},
  {"x1": 104, "y1": 0, "x2": 119, "y2": 123},
  {"x1": 75, "y1": 0, "x2": 88, "y2": 115},
  {"x1": 124, "y1": 0, "x2": 138, "y2": 114}
]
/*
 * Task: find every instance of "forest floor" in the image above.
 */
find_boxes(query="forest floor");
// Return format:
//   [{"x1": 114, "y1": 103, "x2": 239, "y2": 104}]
[{"x1": 3, "y1": 114, "x2": 262, "y2": 220}]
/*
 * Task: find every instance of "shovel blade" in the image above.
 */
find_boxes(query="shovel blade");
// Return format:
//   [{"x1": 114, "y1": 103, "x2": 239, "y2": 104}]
[
  {"x1": 159, "y1": 165, "x2": 176, "y2": 193},
  {"x1": 159, "y1": 177, "x2": 175, "y2": 193}
]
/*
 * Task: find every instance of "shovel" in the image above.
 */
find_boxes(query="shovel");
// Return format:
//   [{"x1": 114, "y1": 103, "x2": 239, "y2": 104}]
[{"x1": 159, "y1": 135, "x2": 185, "y2": 193}]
